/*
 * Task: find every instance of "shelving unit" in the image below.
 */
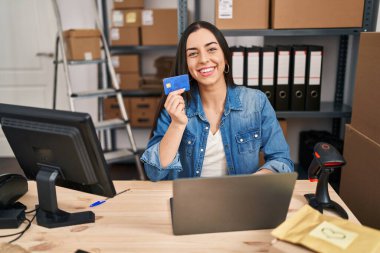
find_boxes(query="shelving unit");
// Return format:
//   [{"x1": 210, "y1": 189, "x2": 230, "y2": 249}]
[
  {"x1": 97, "y1": 0, "x2": 378, "y2": 160},
  {"x1": 100, "y1": 0, "x2": 186, "y2": 98},
  {"x1": 175, "y1": 0, "x2": 379, "y2": 137},
  {"x1": 275, "y1": 102, "x2": 351, "y2": 119},
  {"x1": 221, "y1": 28, "x2": 364, "y2": 37},
  {"x1": 109, "y1": 45, "x2": 177, "y2": 54},
  {"x1": 98, "y1": 0, "x2": 189, "y2": 155}
]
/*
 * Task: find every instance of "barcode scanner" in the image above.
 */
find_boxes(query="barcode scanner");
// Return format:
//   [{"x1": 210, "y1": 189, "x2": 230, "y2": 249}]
[{"x1": 304, "y1": 142, "x2": 348, "y2": 219}]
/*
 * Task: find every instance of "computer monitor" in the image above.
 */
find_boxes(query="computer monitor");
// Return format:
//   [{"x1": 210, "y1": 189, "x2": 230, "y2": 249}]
[{"x1": 0, "y1": 103, "x2": 116, "y2": 228}]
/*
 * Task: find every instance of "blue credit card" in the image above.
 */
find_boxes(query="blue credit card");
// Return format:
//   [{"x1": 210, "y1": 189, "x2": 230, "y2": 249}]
[{"x1": 163, "y1": 74, "x2": 190, "y2": 95}]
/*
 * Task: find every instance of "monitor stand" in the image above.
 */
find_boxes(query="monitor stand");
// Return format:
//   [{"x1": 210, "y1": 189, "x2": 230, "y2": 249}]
[{"x1": 35, "y1": 167, "x2": 95, "y2": 228}]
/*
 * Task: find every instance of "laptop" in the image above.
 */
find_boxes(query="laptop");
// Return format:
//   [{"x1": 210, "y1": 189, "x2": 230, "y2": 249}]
[{"x1": 170, "y1": 172, "x2": 297, "y2": 235}]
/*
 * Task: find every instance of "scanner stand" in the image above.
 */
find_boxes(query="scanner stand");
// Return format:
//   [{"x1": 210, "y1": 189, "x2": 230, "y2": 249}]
[{"x1": 304, "y1": 168, "x2": 348, "y2": 219}]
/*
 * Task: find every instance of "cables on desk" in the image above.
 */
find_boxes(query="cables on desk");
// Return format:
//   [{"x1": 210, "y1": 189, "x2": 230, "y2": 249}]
[{"x1": 0, "y1": 207, "x2": 38, "y2": 243}]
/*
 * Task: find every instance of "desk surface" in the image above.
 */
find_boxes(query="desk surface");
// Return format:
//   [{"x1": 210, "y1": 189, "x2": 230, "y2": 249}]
[{"x1": 1, "y1": 180, "x2": 358, "y2": 253}]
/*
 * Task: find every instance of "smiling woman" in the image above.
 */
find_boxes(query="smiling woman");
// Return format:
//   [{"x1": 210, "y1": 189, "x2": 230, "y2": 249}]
[{"x1": 140, "y1": 21, "x2": 294, "y2": 181}]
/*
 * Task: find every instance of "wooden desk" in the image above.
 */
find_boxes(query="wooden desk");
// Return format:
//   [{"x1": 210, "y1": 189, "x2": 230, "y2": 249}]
[{"x1": 1, "y1": 180, "x2": 358, "y2": 253}]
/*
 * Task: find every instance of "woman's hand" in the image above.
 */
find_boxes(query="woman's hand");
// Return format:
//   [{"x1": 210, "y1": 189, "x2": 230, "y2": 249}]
[
  {"x1": 255, "y1": 168, "x2": 274, "y2": 175},
  {"x1": 164, "y1": 88, "x2": 188, "y2": 127}
]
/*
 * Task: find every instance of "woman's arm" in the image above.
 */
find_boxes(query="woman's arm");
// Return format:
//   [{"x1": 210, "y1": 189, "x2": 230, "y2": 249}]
[
  {"x1": 159, "y1": 89, "x2": 188, "y2": 167},
  {"x1": 259, "y1": 92, "x2": 294, "y2": 173},
  {"x1": 140, "y1": 89, "x2": 188, "y2": 181}
]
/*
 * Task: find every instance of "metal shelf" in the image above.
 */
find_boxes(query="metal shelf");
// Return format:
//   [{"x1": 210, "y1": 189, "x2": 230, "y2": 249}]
[
  {"x1": 121, "y1": 89, "x2": 162, "y2": 97},
  {"x1": 110, "y1": 45, "x2": 177, "y2": 54},
  {"x1": 222, "y1": 28, "x2": 365, "y2": 37},
  {"x1": 276, "y1": 102, "x2": 351, "y2": 118},
  {"x1": 54, "y1": 59, "x2": 106, "y2": 65}
]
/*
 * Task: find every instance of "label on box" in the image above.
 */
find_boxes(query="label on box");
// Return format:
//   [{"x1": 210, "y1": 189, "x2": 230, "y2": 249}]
[
  {"x1": 114, "y1": 0, "x2": 123, "y2": 2},
  {"x1": 309, "y1": 221, "x2": 358, "y2": 250},
  {"x1": 126, "y1": 12, "x2": 137, "y2": 24},
  {"x1": 112, "y1": 10, "x2": 124, "y2": 27},
  {"x1": 218, "y1": 0, "x2": 233, "y2": 19},
  {"x1": 142, "y1": 10, "x2": 153, "y2": 25},
  {"x1": 84, "y1": 52, "x2": 93, "y2": 60},
  {"x1": 112, "y1": 56, "x2": 120, "y2": 68},
  {"x1": 110, "y1": 28, "x2": 120, "y2": 40}
]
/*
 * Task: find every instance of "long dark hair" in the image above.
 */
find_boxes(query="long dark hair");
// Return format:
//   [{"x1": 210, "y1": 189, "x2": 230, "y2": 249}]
[{"x1": 150, "y1": 21, "x2": 234, "y2": 137}]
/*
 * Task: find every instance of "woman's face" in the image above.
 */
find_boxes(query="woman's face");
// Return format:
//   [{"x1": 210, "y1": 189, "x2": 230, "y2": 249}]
[{"x1": 186, "y1": 28, "x2": 226, "y2": 88}]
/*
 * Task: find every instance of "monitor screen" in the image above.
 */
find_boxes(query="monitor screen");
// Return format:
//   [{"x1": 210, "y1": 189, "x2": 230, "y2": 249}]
[{"x1": 0, "y1": 103, "x2": 116, "y2": 228}]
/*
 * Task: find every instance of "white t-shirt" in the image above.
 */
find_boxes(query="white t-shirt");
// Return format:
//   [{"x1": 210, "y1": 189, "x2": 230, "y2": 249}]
[{"x1": 200, "y1": 129, "x2": 228, "y2": 177}]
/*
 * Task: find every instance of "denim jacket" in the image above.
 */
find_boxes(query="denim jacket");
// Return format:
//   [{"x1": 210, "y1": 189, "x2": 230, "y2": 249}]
[{"x1": 141, "y1": 85, "x2": 294, "y2": 181}]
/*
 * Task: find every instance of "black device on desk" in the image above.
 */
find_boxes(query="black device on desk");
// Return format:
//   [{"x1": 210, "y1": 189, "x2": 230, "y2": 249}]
[
  {"x1": 304, "y1": 142, "x2": 348, "y2": 219},
  {"x1": 0, "y1": 103, "x2": 116, "y2": 228},
  {"x1": 0, "y1": 173, "x2": 28, "y2": 228}
]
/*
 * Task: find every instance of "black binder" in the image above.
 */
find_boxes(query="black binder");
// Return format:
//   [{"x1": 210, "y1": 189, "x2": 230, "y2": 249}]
[
  {"x1": 230, "y1": 47, "x2": 246, "y2": 86},
  {"x1": 275, "y1": 46, "x2": 291, "y2": 111},
  {"x1": 290, "y1": 45, "x2": 308, "y2": 111},
  {"x1": 260, "y1": 46, "x2": 276, "y2": 107},
  {"x1": 245, "y1": 46, "x2": 261, "y2": 90},
  {"x1": 305, "y1": 45, "x2": 323, "y2": 111}
]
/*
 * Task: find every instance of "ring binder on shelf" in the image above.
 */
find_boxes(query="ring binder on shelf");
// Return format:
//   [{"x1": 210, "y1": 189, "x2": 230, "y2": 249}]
[
  {"x1": 305, "y1": 45, "x2": 323, "y2": 111},
  {"x1": 290, "y1": 45, "x2": 308, "y2": 111},
  {"x1": 230, "y1": 46, "x2": 246, "y2": 86},
  {"x1": 261, "y1": 46, "x2": 276, "y2": 107},
  {"x1": 275, "y1": 46, "x2": 291, "y2": 111},
  {"x1": 246, "y1": 46, "x2": 261, "y2": 90}
]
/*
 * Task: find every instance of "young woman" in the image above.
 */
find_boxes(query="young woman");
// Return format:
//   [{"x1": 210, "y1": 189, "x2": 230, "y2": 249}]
[{"x1": 141, "y1": 21, "x2": 294, "y2": 181}]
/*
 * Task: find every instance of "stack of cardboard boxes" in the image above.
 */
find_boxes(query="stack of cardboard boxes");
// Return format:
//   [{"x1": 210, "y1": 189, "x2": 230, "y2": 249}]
[
  {"x1": 112, "y1": 54, "x2": 141, "y2": 91},
  {"x1": 215, "y1": 0, "x2": 364, "y2": 30},
  {"x1": 106, "y1": 0, "x2": 179, "y2": 127},
  {"x1": 110, "y1": 0, "x2": 143, "y2": 46},
  {"x1": 110, "y1": 0, "x2": 178, "y2": 46},
  {"x1": 340, "y1": 33, "x2": 380, "y2": 229},
  {"x1": 103, "y1": 95, "x2": 160, "y2": 128}
]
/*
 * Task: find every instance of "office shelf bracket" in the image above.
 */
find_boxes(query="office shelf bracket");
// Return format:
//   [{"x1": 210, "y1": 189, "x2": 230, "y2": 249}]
[
  {"x1": 177, "y1": 0, "x2": 188, "y2": 40},
  {"x1": 363, "y1": 0, "x2": 379, "y2": 32}
]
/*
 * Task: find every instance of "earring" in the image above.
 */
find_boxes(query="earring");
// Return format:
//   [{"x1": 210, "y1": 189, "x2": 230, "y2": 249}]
[{"x1": 224, "y1": 64, "x2": 230, "y2": 74}]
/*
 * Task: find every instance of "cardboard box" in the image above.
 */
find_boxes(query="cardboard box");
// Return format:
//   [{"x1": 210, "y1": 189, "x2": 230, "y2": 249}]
[
  {"x1": 110, "y1": 27, "x2": 140, "y2": 46},
  {"x1": 113, "y1": 0, "x2": 144, "y2": 9},
  {"x1": 215, "y1": 0, "x2": 269, "y2": 30},
  {"x1": 271, "y1": 0, "x2": 364, "y2": 29},
  {"x1": 112, "y1": 9, "x2": 142, "y2": 27},
  {"x1": 112, "y1": 54, "x2": 140, "y2": 73},
  {"x1": 116, "y1": 72, "x2": 141, "y2": 90},
  {"x1": 140, "y1": 75, "x2": 164, "y2": 91},
  {"x1": 63, "y1": 29, "x2": 101, "y2": 60},
  {"x1": 141, "y1": 9, "x2": 178, "y2": 46},
  {"x1": 103, "y1": 97, "x2": 130, "y2": 120},
  {"x1": 351, "y1": 33, "x2": 380, "y2": 144},
  {"x1": 154, "y1": 56, "x2": 176, "y2": 78},
  {"x1": 129, "y1": 97, "x2": 160, "y2": 127},
  {"x1": 259, "y1": 119, "x2": 287, "y2": 166},
  {"x1": 340, "y1": 124, "x2": 380, "y2": 229}
]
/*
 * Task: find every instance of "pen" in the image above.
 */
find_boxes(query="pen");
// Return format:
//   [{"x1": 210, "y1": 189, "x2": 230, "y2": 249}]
[{"x1": 89, "y1": 188, "x2": 130, "y2": 207}]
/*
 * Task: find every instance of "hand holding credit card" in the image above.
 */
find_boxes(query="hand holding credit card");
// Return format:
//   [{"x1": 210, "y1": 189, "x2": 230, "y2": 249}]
[{"x1": 163, "y1": 74, "x2": 190, "y2": 95}]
